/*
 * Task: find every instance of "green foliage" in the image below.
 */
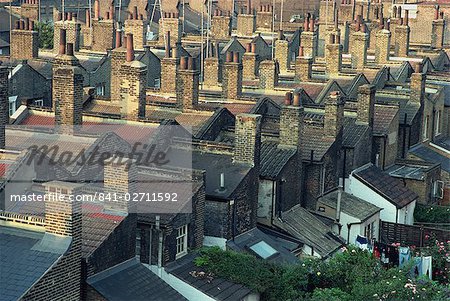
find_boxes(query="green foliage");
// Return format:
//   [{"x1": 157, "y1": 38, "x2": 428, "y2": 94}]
[
  {"x1": 35, "y1": 21, "x2": 53, "y2": 49},
  {"x1": 194, "y1": 246, "x2": 450, "y2": 301},
  {"x1": 414, "y1": 204, "x2": 450, "y2": 224},
  {"x1": 420, "y1": 236, "x2": 450, "y2": 283}
]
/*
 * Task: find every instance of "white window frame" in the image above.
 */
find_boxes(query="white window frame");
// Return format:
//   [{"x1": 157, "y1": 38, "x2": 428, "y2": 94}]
[
  {"x1": 135, "y1": 230, "x2": 141, "y2": 258},
  {"x1": 435, "y1": 110, "x2": 441, "y2": 136},
  {"x1": 175, "y1": 225, "x2": 188, "y2": 259},
  {"x1": 96, "y1": 83, "x2": 105, "y2": 96},
  {"x1": 422, "y1": 115, "x2": 429, "y2": 141},
  {"x1": 34, "y1": 99, "x2": 44, "y2": 106},
  {"x1": 8, "y1": 101, "x2": 15, "y2": 116}
]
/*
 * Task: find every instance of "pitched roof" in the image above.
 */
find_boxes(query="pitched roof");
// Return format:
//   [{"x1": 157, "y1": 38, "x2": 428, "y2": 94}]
[
  {"x1": 0, "y1": 226, "x2": 70, "y2": 301},
  {"x1": 273, "y1": 205, "x2": 344, "y2": 258},
  {"x1": 319, "y1": 190, "x2": 381, "y2": 221},
  {"x1": 165, "y1": 253, "x2": 253, "y2": 301},
  {"x1": 373, "y1": 105, "x2": 399, "y2": 135},
  {"x1": 343, "y1": 117, "x2": 370, "y2": 148},
  {"x1": 301, "y1": 126, "x2": 335, "y2": 161},
  {"x1": 259, "y1": 141, "x2": 297, "y2": 179},
  {"x1": 353, "y1": 164, "x2": 418, "y2": 208},
  {"x1": 87, "y1": 258, "x2": 187, "y2": 301},
  {"x1": 409, "y1": 143, "x2": 450, "y2": 173}
]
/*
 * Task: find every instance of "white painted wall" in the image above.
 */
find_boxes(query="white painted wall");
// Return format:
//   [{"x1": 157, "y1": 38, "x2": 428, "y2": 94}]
[
  {"x1": 203, "y1": 236, "x2": 227, "y2": 250},
  {"x1": 347, "y1": 175, "x2": 416, "y2": 225},
  {"x1": 302, "y1": 244, "x2": 322, "y2": 259}
]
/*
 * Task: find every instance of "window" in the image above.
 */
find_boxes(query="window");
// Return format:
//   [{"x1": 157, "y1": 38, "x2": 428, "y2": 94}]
[
  {"x1": 95, "y1": 83, "x2": 105, "y2": 96},
  {"x1": 435, "y1": 110, "x2": 441, "y2": 135},
  {"x1": 422, "y1": 115, "x2": 429, "y2": 140},
  {"x1": 365, "y1": 221, "x2": 376, "y2": 240},
  {"x1": 8, "y1": 102, "x2": 16, "y2": 116},
  {"x1": 433, "y1": 181, "x2": 444, "y2": 199},
  {"x1": 34, "y1": 99, "x2": 44, "y2": 106},
  {"x1": 155, "y1": 78, "x2": 161, "y2": 89},
  {"x1": 176, "y1": 225, "x2": 188, "y2": 259},
  {"x1": 136, "y1": 231, "x2": 141, "y2": 258},
  {"x1": 249, "y1": 241, "x2": 278, "y2": 259}
]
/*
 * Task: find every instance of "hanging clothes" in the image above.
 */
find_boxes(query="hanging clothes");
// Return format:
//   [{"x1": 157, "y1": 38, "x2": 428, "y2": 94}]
[
  {"x1": 421, "y1": 256, "x2": 432, "y2": 280},
  {"x1": 399, "y1": 246, "x2": 411, "y2": 268},
  {"x1": 373, "y1": 246, "x2": 381, "y2": 259},
  {"x1": 386, "y1": 245, "x2": 399, "y2": 267},
  {"x1": 411, "y1": 257, "x2": 422, "y2": 278},
  {"x1": 355, "y1": 235, "x2": 369, "y2": 251}
]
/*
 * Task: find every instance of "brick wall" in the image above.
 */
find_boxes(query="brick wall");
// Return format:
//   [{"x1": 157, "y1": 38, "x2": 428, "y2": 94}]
[
  {"x1": 0, "y1": 66, "x2": 8, "y2": 149},
  {"x1": 54, "y1": 21, "x2": 81, "y2": 53},
  {"x1": 233, "y1": 114, "x2": 262, "y2": 166},
  {"x1": 110, "y1": 47, "x2": 127, "y2": 102},
  {"x1": 237, "y1": 14, "x2": 256, "y2": 37},
  {"x1": 351, "y1": 31, "x2": 368, "y2": 70},
  {"x1": 125, "y1": 19, "x2": 148, "y2": 50},
  {"x1": 258, "y1": 60, "x2": 278, "y2": 90},
  {"x1": 295, "y1": 56, "x2": 312, "y2": 82},
  {"x1": 21, "y1": 3, "x2": 39, "y2": 21},
  {"x1": 10, "y1": 29, "x2": 38, "y2": 60},
  {"x1": 203, "y1": 57, "x2": 220, "y2": 86},
  {"x1": 394, "y1": 25, "x2": 410, "y2": 57},
  {"x1": 119, "y1": 61, "x2": 147, "y2": 120},
  {"x1": 256, "y1": 11, "x2": 273, "y2": 32},
  {"x1": 431, "y1": 19, "x2": 445, "y2": 49},
  {"x1": 279, "y1": 104, "x2": 304, "y2": 147},
  {"x1": 159, "y1": 18, "x2": 181, "y2": 47},
  {"x1": 92, "y1": 20, "x2": 115, "y2": 52},
  {"x1": 242, "y1": 52, "x2": 258, "y2": 80},
  {"x1": 160, "y1": 57, "x2": 178, "y2": 94},
  {"x1": 375, "y1": 29, "x2": 391, "y2": 65},
  {"x1": 222, "y1": 61, "x2": 243, "y2": 100},
  {"x1": 325, "y1": 43, "x2": 342, "y2": 77},
  {"x1": 356, "y1": 84, "x2": 375, "y2": 127},
  {"x1": 275, "y1": 39, "x2": 290, "y2": 73},
  {"x1": 324, "y1": 92, "x2": 344, "y2": 138},
  {"x1": 82, "y1": 27, "x2": 93, "y2": 48},
  {"x1": 301, "y1": 31, "x2": 317, "y2": 58},
  {"x1": 211, "y1": 15, "x2": 232, "y2": 40},
  {"x1": 177, "y1": 58, "x2": 199, "y2": 111}
]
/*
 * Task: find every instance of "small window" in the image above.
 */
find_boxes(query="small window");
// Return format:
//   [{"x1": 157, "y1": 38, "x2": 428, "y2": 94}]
[
  {"x1": 136, "y1": 231, "x2": 141, "y2": 258},
  {"x1": 155, "y1": 78, "x2": 161, "y2": 89},
  {"x1": 435, "y1": 110, "x2": 441, "y2": 135},
  {"x1": 422, "y1": 115, "x2": 429, "y2": 140},
  {"x1": 8, "y1": 100, "x2": 16, "y2": 116},
  {"x1": 34, "y1": 99, "x2": 44, "y2": 106},
  {"x1": 176, "y1": 225, "x2": 188, "y2": 259},
  {"x1": 433, "y1": 181, "x2": 444, "y2": 199},
  {"x1": 95, "y1": 83, "x2": 105, "y2": 96},
  {"x1": 249, "y1": 241, "x2": 278, "y2": 259}
]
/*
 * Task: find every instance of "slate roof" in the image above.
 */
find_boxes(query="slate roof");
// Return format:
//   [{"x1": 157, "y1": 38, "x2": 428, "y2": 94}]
[
  {"x1": 259, "y1": 141, "x2": 297, "y2": 179},
  {"x1": 353, "y1": 164, "x2": 418, "y2": 208},
  {"x1": 0, "y1": 37, "x2": 8, "y2": 48},
  {"x1": 343, "y1": 117, "x2": 370, "y2": 148},
  {"x1": 373, "y1": 105, "x2": 399, "y2": 135},
  {"x1": 0, "y1": 225, "x2": 70, "y2": 301},
  {"x1": 273, "y1": 205, "x2": 344, "y2": 258},
  {"x1": 409, "y1": 144, "x2": 450, "y2": 173},
  {"x1": 87, "y1": 258, "x2": 187, "y2": 301},
  {"x1": 319, "y1": 190, "x2": 381, "y2": 221},
  {"x1": 301, "y1": 126, "x2": 335, "y2": 161},
  {"x1": 226, "y1": 228, "x2": 299, "y2": 264},
  {"x1": 165, "y1": 253, "x2": 253, "y2": 301}
]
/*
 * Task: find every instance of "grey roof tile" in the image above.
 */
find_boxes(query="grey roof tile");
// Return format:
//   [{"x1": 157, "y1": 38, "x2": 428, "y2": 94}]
[{"x1": 260, "y1": 142, "x2": 297, "y2": 179}]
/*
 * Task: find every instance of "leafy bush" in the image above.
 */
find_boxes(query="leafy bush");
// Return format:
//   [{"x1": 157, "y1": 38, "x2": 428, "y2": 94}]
[
  {"x1": 414, "y1": 204, "x2": 450, "y2": 224},
  {"x1": 35, "y1": 21, "x2": 53, "y2": 49},
  {"x1": 194, "y1": 246, "x2": 450, "y2": 301}
]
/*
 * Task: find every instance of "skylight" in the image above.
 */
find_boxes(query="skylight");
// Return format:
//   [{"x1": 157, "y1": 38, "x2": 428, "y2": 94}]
[{"x1": 249, "y1": 241, "x2": 278, "y2": 259}]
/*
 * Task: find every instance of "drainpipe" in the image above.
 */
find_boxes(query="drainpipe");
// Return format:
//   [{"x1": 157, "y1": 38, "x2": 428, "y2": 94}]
[
  {"x1": 402, "y1": 113, "x2": 407, "y2": 159},
  {"x1": 347, "y1": 221, "x2": 363, "y2": 244},
  {"x1": 382, "y1": 135, "x2": 387, "y2": 170},
  {"x1": 342, "y1": 148, "x2": 347, "y2": 190},
  {"x1": 156, "y1": 215, "x2": 163, "y2": 276},
  {"x1": 395, "y1": 208, "x2": 398, "y2": 224},
  {"x1": 271, "y1": 180, "x2": 275, "y2": 225},
  {"x1": 336, "y1": 178, "x2": 343, "y2": 223},
  {"x1": 431, "y1": 108, "x2": 436, "y2": 143}
]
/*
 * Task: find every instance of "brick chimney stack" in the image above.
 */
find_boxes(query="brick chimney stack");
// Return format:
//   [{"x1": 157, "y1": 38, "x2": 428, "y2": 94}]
[
  {"x1": 160, "y1": 31, "x2": 179, "y2": 94},
  {"x1": 111, "y1": 30, "x2": 127, "y2": 102},
  {"x1": 243, "y1": 42, "x2": 258, "y2": 80},
  {"x1": 91, "y1": 0, "x2": 115, "y2": 52},
  {"x1": 222, "y1": 51, "x2": 243, "y2": 100},
  {"x1": 410, "y1": 62, "x2": 425, "y2": 106},
  {"x1": 431, "y1": 6, "x2": 445, "y2": 49},
  {"x1": 300, "y1": 14, "x2": 317, "y2": 59},
  {"x1": 237, "y1": 0, "x2": 256, "y2": 36},
  {"x1": 233, "y1": 113, "x2": 262, "y2": 167},
  {"x1": 325, "y1": 33, "x2": 343, "y2": 77},
  {"x1": 177, "y1": 56, "x2": 200, "y2": 111},
  {"x1": 211, "y1": 9, "x2": 232, "y2": 40},
  {"x1": 53, "y1": 10, "x2": 81, "y2": 53},
  {"x1": 0, "y1": 66, "x2": 8, "y2": 150},
  {"x1": 356, "y1": 84, "x2": 375, "y2": 128},
  {"x1": 120, "y1": 34, "x2": 147, "y2": 120},
  {"x1": 259, "y1": 59, "x2": 279, "y2": 90},
  {"x1": 256, "y1": 4, "x2": 273, "y2": 32},
  {"x1": 124, "y1": 6, "x2": 148, "y2": 50},
  {"x1": 275, "y1": 30, "x2": 290, "y2": 73},
  {"x1": 350, "y1": 16, "x2": 368, "y2": 70},
  {"x1": 279, "y1": 91, "x2": 304, "y2": 147},
  {"x1": 10, "y1": 18, "x2": 38, "y2": 60},
  {"x1": 394, "y1": 10, "x2": 410, "y2": 57},
  {"x1": 21, "y1": 0, "x2": 39, "y2": 21},
  {"x1": 53, "y1": 37, "x2": 84, "y2": 133},
  {"x1": 204, "y1": 43, "x2": 220, "y2": 86},
  {"x1": 295, "y1": 46, "x2": 313, "y2": 82},
  {"x1": 324, "y1": 91, "x2": 344, "y2": 139},
  {"x1": 375, "y1": 21, "x2": 391, "y2": 65},
  {"x1": 159, "y1": 12, "x2": 181, "y2": 47},
  {"x1": 103, "y1": 157, "x2": 137, "y2": 213}
]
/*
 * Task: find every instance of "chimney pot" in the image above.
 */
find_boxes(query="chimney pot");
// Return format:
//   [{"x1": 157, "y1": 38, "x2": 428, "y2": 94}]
[
  {"x1": 278, "y1": 29, "x2": 284, "y2": 40},
  {"x1": 284, "y1": 92, "x2": 292, "y2": 105},
  {"x1": 309, "y1": 19, "x2": 314, "y2": 32},
  {"x1": 20, "y1": 20, "x2": 25, "y2": 30},
  {"x1": 115, "y1": 30, "x2": 122, "y2": 48},
  {"x1": 226, "y1": 51, "x2": 233, "y2": 63},
  {"x1": 94, "y1": 0, "x2": 100, "y2": 19},
  {"x1": 415, "y1": 62, "x2": 423, "y2": 73},
  {"x1": 15, "y1": 20, "x2": 20, "y2": 29},
  {"x1": 233, "y1": 51, "x2": 239, "y2": 63},
  {"x1": 299, "y1": 46, "x2": 304, "y2": 57},
  {"x1": 246, "y1": 43, "x2": 252, "y2": 52},
  {"x1": 59, "y1": 29, "x2": 67, "y2": 55},
  {"x1": 110, "y1": 5, "x2": 115, "y2": 20},
  {"x1": 397, "y1": 6, "x2": 402, "y2": 19},
  {"x1": 293, "y1": 92, "x2": 301, "y2": 106},
  {"x1": 133, "y1": 6, "x2": 138, "y2": 19},
  {"x1": 404, "y1": 10, "x2": 409, "y2": 26},
  {"x1": 251, "y1": 42, "x2": 256, "y2": 53},
  {"x1": 68, "y1": 12, "x2": 72, "y2": 21},
  {"x1": 180, "y1": 56, "x2": 188, "y2": 70},
  {"x1": 165, "y1": 31, "x2": 171, "y2": 58},
  {"x1": 435, "y1": 5, "x2": 440, "y2": 20},
  {"x1": 66, "y1": 43, "x2": 74, "y2": 56},
  {"x1": 188, "y1": 57, "x2": 195, "y2": 70},
  {"x1": 126, "y1": 33, "x2": 134, "y2": 62},
  {"x1": 29, "y1": 20, "x2": 34, "y2": 31},
  {"x1": 106, "y1": 11, "x2": 110, "y2": 20}
]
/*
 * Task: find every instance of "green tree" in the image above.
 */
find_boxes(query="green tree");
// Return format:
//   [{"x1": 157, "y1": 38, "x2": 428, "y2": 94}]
[{"x1": 35, "y1": 21, "x2": 53, "y2": 49}]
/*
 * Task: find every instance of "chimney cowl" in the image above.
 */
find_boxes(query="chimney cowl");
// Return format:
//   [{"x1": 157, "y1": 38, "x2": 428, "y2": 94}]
[{"x1": 293, "y1": 92, "x2": 301, "y2": 106}]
